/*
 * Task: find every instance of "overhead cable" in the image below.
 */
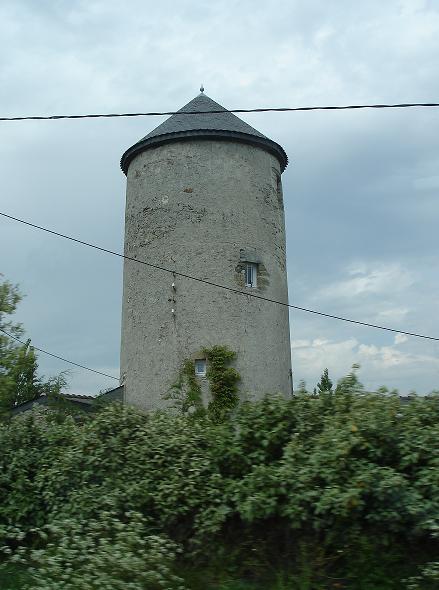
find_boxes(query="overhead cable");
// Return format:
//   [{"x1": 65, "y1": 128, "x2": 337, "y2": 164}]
[
  {"x1": 1, "y1": 211, "x2": 438, "y2": 342},
  {"x1": 1, "y1": 102, "x2": 439, "y2": 122},
  {"x1": 0, "y1": 327, "x2": 119, "y2": 380}
]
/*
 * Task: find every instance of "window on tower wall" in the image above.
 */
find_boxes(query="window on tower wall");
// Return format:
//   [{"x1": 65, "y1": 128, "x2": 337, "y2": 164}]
[
  {"x1": 194, "y1": 359, "x2": 207, "y2": 376},
  {"x1": 244, "y1": 263, "x2": 258, "y2": 288}
]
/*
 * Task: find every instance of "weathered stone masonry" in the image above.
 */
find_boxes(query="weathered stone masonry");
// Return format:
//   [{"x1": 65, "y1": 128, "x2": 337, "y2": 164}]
[{"x1": 120, "y1": 92, "x2": 292, "y2": 411}]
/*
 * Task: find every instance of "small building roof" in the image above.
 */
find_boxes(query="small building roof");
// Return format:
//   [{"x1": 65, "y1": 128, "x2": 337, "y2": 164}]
[
  {"x1": 120, "y1": 92, "x2": 288, "y2": 174},
  {"x1": 11, "y1": 386, "x2": 124, "y2": 416}
]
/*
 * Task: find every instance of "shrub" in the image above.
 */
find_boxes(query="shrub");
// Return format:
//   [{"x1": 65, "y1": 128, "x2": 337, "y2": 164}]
[
  {"x1": 0, "y1": 378, "x2": 438, "y2": 588},
  {"x1": 5, "y1": 512, "x2": 185, "y2": 590}
]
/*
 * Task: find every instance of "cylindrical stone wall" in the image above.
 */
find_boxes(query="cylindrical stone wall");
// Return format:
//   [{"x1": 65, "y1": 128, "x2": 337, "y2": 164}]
[{"x1": 120, "y1": 139, "x2": 291, "y2": 410}]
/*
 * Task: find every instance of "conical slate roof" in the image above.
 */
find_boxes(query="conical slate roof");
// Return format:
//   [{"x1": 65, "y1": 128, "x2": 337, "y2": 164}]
[{"x1": 120, "y1": 93, "x2": 288, "y2": 174}]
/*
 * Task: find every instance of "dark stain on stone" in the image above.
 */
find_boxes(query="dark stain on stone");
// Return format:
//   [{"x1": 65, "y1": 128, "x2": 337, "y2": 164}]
[
  {"x1": 129, "y1": 203, "x2": 207, "y2": 247},
  {"x1": 257, "y1": 263, "x2": 270, "y2": 290},
  {"x1": 234, "y1": 264, "x2": 246, "y2": 289}
]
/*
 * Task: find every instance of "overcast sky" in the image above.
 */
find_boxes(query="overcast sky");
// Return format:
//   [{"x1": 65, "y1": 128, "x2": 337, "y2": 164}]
[{"x1": 1, "y1": 0, "x2": 439, "y2": 395}]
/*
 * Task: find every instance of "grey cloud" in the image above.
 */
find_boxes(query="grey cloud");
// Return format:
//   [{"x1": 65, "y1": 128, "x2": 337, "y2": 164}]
[{"x1": 1, "y1": 0, "x2": 438, "y2": 394}]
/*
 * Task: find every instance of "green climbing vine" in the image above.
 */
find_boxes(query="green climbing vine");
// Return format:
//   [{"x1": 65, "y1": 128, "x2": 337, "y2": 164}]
[
  {"x1": 167, "y1": 359, "x2": 204, "y2": 417},
  {"x1": 204, "y1": 345, "x2": 240, "y2": 422},
  {"x1": 169, "y1": 345, "x2": 240, "y2": 422}
]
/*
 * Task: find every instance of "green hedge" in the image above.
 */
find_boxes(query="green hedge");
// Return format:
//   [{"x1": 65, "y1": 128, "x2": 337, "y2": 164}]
[{"x1": 0, "y1": 382, "x2": 438, "y2": 589}]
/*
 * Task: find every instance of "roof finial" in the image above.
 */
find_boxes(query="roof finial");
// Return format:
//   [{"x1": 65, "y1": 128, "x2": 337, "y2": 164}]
[{"x1": 200, "y1": 84, "x2": 205, "y2": 93}]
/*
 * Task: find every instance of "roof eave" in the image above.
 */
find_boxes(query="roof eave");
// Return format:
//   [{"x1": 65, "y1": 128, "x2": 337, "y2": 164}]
[{"x1": 120, "y1": 130, "x2": 289, "y2": 175}]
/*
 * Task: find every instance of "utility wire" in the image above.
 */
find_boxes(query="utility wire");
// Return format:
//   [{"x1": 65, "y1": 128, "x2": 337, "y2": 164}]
[
  {"x1": 2, "y1": 211, "x2": 438, "y2": 342},
  {"x1": 1, "y1": 102, "x2": 439, "y2": 122},
  {"x1": 0, "y1": 327, "x2": 119, "y2": 381}
]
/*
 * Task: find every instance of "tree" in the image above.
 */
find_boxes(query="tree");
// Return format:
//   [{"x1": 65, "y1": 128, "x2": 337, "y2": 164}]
[
  {"x1": 0, "y1": 277, "x2": 64, "y2": 418},
  {"x1": 314, "y1": 368, "x2": 333, "y2": 394}
]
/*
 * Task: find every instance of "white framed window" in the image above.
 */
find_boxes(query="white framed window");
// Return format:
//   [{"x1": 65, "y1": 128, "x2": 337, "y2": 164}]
[
  {"x1": 194, "y1": 359, "x2": 207, "y2": 376},
  {"x1": 244, "y1": 262, "x2": 257, "y2": 288}
]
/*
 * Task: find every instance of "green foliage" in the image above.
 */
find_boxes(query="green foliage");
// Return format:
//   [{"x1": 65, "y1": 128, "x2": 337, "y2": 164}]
[
  {"x1": 166, "y1": 359, "x2": 204, "y2": 417},
  {"x1": 203, "y1": 345, "x2": 240, "y2": 422},
  {"x1": 405, "y1": 560, "x2": 439, "y2": 589},
  {"x1": 314, "y1": 367, "x2": 333, "y2": 394},
  {"x1": 0, "y1": 279, "x2": 65, "y2": 419},
  {"x1": 0, "y1": 375, "x2": 438, "y2": 588},
  {"x1": 168, "y1": 345, "x2": 240, "y2": 422},
  {"x1": 6, "y1": 512, "x2": 185, "y2": 590},
  {"x1": 0, "y1": 562, "x2": 30, "y2": 590}
]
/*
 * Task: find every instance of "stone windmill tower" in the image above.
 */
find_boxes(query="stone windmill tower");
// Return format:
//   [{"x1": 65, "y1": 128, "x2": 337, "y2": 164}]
[{"x1": 120, "y1": 90, "x2": 292, "y2": 410}]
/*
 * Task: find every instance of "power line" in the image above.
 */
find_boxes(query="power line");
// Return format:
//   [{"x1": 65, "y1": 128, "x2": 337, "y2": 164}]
[
  {"x1": 0, "y1": 327, "x2": 119, "y2": 381},
  {"x1": 2, "y1": 211, "x2": 438, "y2": 342},
  {"x1": 1, "y1": 102, "x2": 439, "y2": 122}
]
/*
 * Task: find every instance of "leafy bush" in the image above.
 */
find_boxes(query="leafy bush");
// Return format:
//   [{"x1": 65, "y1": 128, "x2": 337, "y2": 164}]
[
  {"x1": 0, "y1": 376, "x2": 438, "y2": 588},
  {"x1": 6, "y1": 512, "x2": 185, "y2": 590}
]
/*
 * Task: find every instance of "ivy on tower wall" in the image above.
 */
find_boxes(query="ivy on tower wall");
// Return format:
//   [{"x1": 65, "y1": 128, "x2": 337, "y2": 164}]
[{"x1": 168, "y1": 345, "x2": 240, "y2": 422}]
